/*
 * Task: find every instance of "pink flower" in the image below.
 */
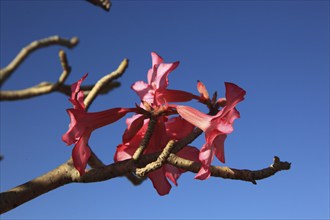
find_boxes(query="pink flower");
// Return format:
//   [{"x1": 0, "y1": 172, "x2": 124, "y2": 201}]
[
  {"x1": 62, "y1": 74, "x2": 135, "y2": 175},
  {"x1": 197, "y1": 80, "x2": 210, "y2": 102},
  {"x1": 132, "y1": 52, "x2": 198, "y2": 107},
  {"x1": 177, "y1": 82, "x2": 246, "y2": 180},
  {"x1": 115, "y1": 116, "x2": 199, "y2": 195}
]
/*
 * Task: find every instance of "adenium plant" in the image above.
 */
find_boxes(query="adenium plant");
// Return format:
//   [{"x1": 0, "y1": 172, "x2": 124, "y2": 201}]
[{"x1": 62, "y1": 52, "x2": 246, "y2": 195}]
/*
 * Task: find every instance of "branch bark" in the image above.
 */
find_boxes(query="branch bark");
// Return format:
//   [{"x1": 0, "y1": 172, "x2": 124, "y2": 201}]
[
  {"x1": 0, "y1": 50, "x2": 71, "y2": 101},
  {"x1": 86, "y1": 0, "x2": 111, "y2": 11},
  {"x1": 84, "y1": 58, "x2": 129, "y2": 111},
  {"x1": 0, "y1": 36, "x2": 78, "y2": 87},
  {"x1": 0, "y1": 151, "x2": 291, "y2": 214},
  {"x1": 0, "y1": 54, "x2": 126, "y2": 101}
]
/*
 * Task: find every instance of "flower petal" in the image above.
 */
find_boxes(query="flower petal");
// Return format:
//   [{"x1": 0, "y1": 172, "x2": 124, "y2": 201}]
[
  {"x1": 197, "y1": 80, "x2": 209, "y2": 100},
  {"x1": 195, "y1": 165, "x2": 211, "y2": 180},
  {"x1": 131, "y1": 81, "x2": 154, "y2": 103},
  {"x1": 153, "y1": 61, "x2": 179, "y2": 90},
  {"x1": 213, "y1": 108, "x2": 240, "y2": 134},
  {"x1": 148, "y1": 52, "x2": 164, "y2": 85},
  {"x1": 166, "y1": 116, "x2": 195, "y2": 140},
  {"x1": 177, "y1": 146, "x2": 200, "y2": 163},
  {"x1": 63, "y1": 108, "x2": 133, "y2": 146},
  {"x1": 114, "y1": 144, "x2": 136, "y2": 162},
  {"x1": 195, "y1": 142, "x2": 213, "y2": 180},
  {"x1": 72, "y1": 132, "x2": 91, "y2": 176},
  {"x1": 62, "y1": 109, "x2": 85, "y2": 145},
  {"x1": 177, "y1": 105, "x2": 212, "y2": 132},
  {"x1": 122, "y1": 114, "x2": 145, "y2": 143},
  {"x1": 147, "y1": 117, "x2": 169, "y2": 154},
  {"x1": 156, "y1": 89, "x2": 198, "y2": 104},
  {"x1": 223, "y1": 82, "x2": 246, "y2": 114},
  {"x1": 151, "y1": 52, "x2": 164, "y2": 66},
  {"x1": 212, "y1": 134, "x2": 227, "y2": 163},
  {"x1": 165, "y1": 164, "x2": 181, "y2": 186},
  {"x1": 148, "y1": 168, "x2": 172, "y2": 196},
  {"x1": 69, "y1": 73, "x2": 88, "y2": 110}
]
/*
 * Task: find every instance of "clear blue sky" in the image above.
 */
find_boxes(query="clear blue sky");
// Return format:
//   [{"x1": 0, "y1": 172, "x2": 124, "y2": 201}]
[{"x1": 1, "y1": 0, "x2": 329, "y2": 219}]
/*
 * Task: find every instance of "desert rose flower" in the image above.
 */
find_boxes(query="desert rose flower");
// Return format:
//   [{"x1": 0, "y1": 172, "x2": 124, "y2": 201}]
[
  {"x1": 62, "y1": 74, "x2": 135, "y2": 175},
  {"x1": 115, "y1": 116, "x2": 199, "y2": 195},
  {"x1": 132, "y1": 52, "x2": 198, "y2": 107},
  {"x1": 177, "y1": 82, "x2": 246, "y2": 180}
]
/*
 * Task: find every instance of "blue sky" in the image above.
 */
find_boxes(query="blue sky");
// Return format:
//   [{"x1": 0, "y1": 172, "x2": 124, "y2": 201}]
[{"x1": 0, "y1": 0, "x2": 329, "y2": 219}]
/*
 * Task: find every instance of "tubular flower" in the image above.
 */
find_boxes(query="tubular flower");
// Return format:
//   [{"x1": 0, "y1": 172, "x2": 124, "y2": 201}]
[
  {"x1": 62, "y1": 74, "x2": 135, "y2": 175},
  {"x1": 177, "y1": 82, "x2": 246, "y2": 180},
  {"x1": 131, "y1": 52, "x2": 198, "y2": 107},
  {"x1": 115, "y1": 116, "x2": 199, "y2": 195}
]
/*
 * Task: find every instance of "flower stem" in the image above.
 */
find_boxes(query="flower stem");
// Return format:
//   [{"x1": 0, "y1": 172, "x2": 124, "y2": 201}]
[{"x1": 132, "y1": 117, "x2": 157, "y2": 161}]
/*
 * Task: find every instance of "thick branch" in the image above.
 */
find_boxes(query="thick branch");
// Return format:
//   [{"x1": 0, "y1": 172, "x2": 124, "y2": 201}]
[
  {"x1": 0, "y1": 151, "x2": 291, "y2": 214},
  {"x1": 0, "y1": 159, "x2": 78, "y2": 214},
  {"x1": 0, "y1": 36, "x2": 78, "y2": 87}
]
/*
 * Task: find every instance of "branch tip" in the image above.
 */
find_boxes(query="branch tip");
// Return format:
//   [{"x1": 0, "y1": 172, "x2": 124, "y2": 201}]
[{"x1": 70, "y1": 37, "x2": 79, "y2": 46}]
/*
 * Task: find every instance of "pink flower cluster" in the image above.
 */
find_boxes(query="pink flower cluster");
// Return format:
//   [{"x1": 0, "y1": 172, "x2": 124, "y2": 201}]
[{"x1": 62, "y1": 52, "x2": 246, "y2": 195}]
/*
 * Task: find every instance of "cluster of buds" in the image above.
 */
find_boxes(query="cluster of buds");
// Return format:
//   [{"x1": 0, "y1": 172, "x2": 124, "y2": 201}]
[{"x1": 62, "y1": 52, "x2": 246, "y2": 195}]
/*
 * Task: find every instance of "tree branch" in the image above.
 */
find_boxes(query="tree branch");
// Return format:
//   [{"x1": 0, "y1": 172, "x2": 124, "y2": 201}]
[
  {"x1": 0, "y1": 159, "x2": 77, "y2": 214},
  {"x1": 135, "y1": 140, "x2": 176, "y2": 177},
  {"x1": 0, "y1": 36, "x2": 78, "y2": 87},
  {"x1": 86, "y1": 0, "x2": 111, "y2": 11},
  {"x1": 167, "y1": 155, "x2": 291, "y2": 184},
  {"x1": 0, "y1": 151, "x2": 291, "y2": 214},
  {"x1": 0, "y1": 54, "x2": 125, "y2": 102},
  {"x1": 84, "y1": 58, "x2": 129, "y2": 111},
  {"x1": 0, "y1": 50, "x2": 71, "y2": 101},
  {"x1": 132, "y1": 117, "x2": 157, "y2": 161}
]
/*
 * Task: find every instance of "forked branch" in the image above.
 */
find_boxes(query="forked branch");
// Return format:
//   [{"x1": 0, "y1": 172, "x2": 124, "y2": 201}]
[
  {"x1": 0, "y1": 36, "x2": 78, "y2": 87},
  {"x1": 0, "y1": 50, "x2": 71, "y2": 100}
]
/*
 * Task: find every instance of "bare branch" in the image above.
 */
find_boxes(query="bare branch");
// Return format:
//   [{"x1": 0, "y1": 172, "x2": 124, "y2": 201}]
[
  {"x1": 0, "y1": 50, "x2": 71, "y2": 101},
  {"x1": 84, "y1": 58, "x2": 129, "y2": 111},
  {"x1": 0, "y1": 36, "x2": 78, "y2": 87},
  {"x1": 88, "y1": 149, "x2": 105, "y2": 168},
  {"x1": 132, "y1": 117, "x2": 157, "y2": 161},
  {"x1": 136, "y1": 140, "x2": 176, "y2": 177},
  {"x1": 86, "y1": 0, "x2": 111, "y2": 11},
  {"x1": 0, "y1": 159, "x2": 77, "y2": 214},
  {"x1": 167, "y1": 155, "x2": 291, "y2": 184},
  {"x1": 0, "y1": 53, "x2": 125, "y2": 101},
  {"x1": 0, "y1": 149, "x2": 291, "y2": 215}
]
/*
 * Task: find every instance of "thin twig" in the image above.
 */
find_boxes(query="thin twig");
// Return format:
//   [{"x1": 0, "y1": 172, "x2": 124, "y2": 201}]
[
  {"x1": 0, "y1": 50, "x2": 71, "y2": 101},
  {"x1": 136, "y1": 140, "x2": 176, "y2": 177},
  {"x1": 86, "y1": 0, "x2": 111, "y2": 11},
  {"x1": 167, "y1": 155, "x2": 291, "y2": 184},
  {"x1": 0, "y1": 53, "x2": 124, "y2": 101},
  {"x1": 84, "y1": 58, "x2": 129, "y2": 111},
  {"x1": 172, "y1": 128, "x2": 203, "y2": 154},
  {"x1": 0, "y1": 36, "x2": 78, "y2": 86},
  {"x1": 0, "y1": 82, "x2": 120, "y2": 101},
  {"x1": 132, "y1": 117, "x2": 157, "y2": 161}
]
